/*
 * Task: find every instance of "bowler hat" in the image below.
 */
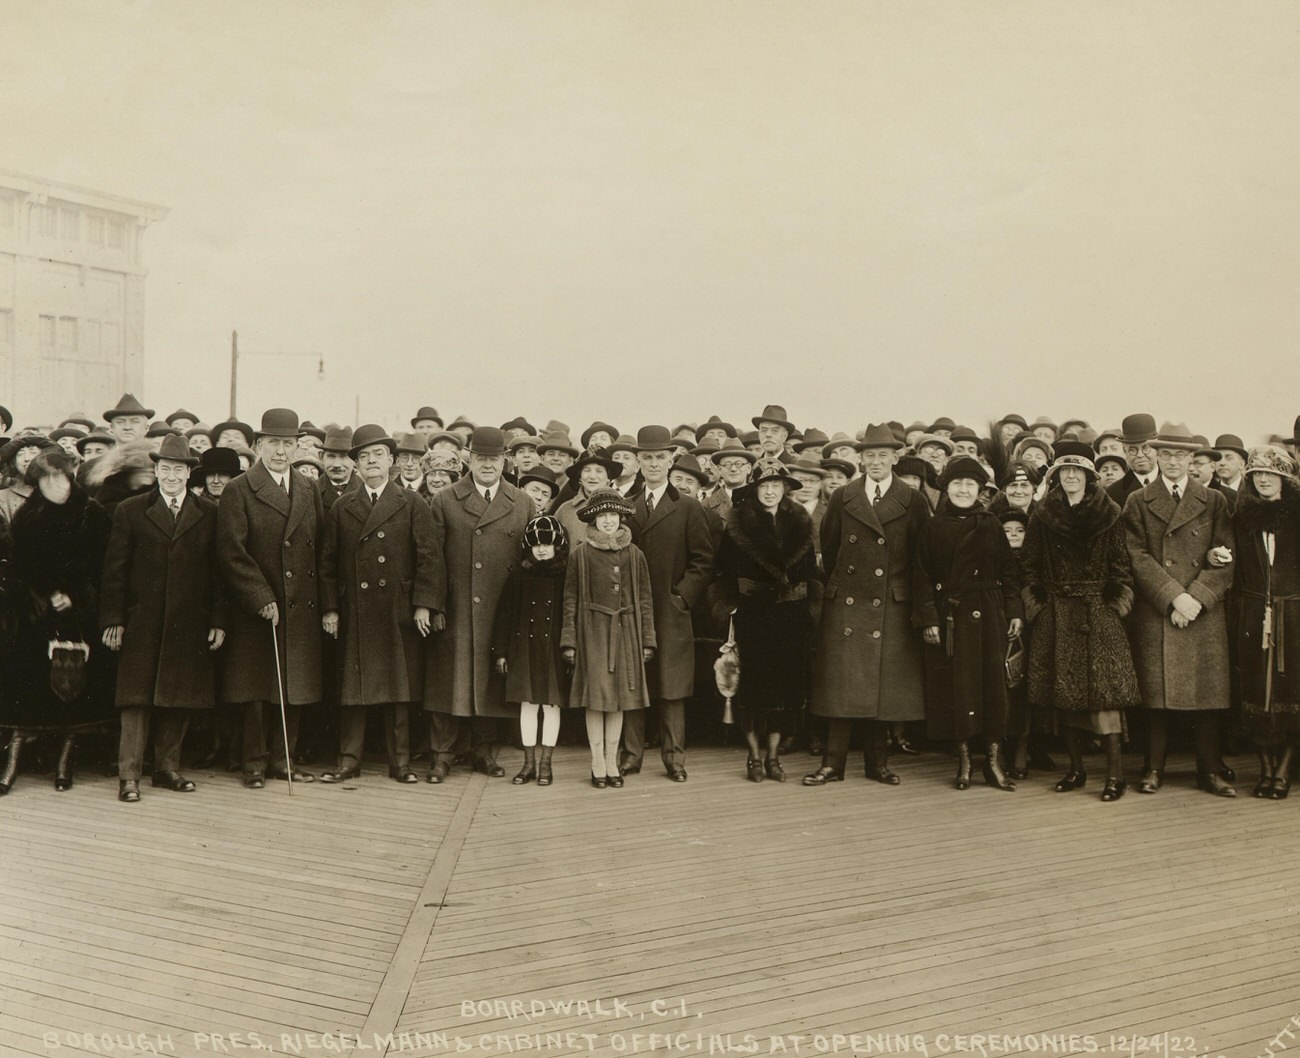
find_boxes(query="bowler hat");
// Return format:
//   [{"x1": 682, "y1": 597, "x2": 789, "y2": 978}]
[
  {"x1": 104, "y1": 393, "x2": 155, "y2": 422},
  {"x1": 149, "y1": 433, "x2": 199, "y2": 466},
  {"x1": 468, "y1": 426, "x2": 508, "y2": 457},
  {"x1": 210, "y1": 420, "x2": 255, "y2": 447},
  {"x1": 694, "y1": 416, "x2": 735, "y2": 442},
  {"x1": 60, "y1": 416, "x2": 96, "y2": 432},
  {"x1": 501, "y1": 416, "x2": 538, "y2": 436},
  {"x1": 751, "y1": 405, "x2": 795, "y2": 433},
  {"x1": 710, "y1": 438, "x2": 757, "y2": 466},
  {"x1": 299, "y1": 420, "x2": 326, "y2": 443},
  {"x1": 566, "y1": 450, "x2": 621, "y2": 484},
  {"x1": 49, "y1": 427, "x2": 86, "y2": 443},
  {"x1": 198, "y1": 446, "x2": 243, "y2": 478},
  {"x1": 1149, "y1": 422, "x2": 1201, "y2": 451},
  {"x1": 165, "y1": 408, "x2": 200, "y2": 427},
  {"x1": 519, "y1": 465, "x2": 560, "y2": 494},
  {"x1": 669, "y1": 453, "x2": 710, "y2": 485},
  {"x1": 634, "y1": 425, "x2": 676, "y2": 453},
  {"x1": 395, "y1": 432, "x2": 428, "y2": 456},
  {"x1": 950, "y1": 425, "x2": 981, "y2": 444},
  {"x1": 582, "y1": 421, "x2": 621, "y2": 449},
  {"x1": 255, "y1": 409, "x2": 301, "y2": 440},
  {"x1": 1119, "y1": 413, "x2": 1158, "y2": 445},
  {"x1": 996, "y1": 413, "x2": 1029, "y2": 431},
  {"x1": 321, "y1": 425, "x2": 354, "y2": 454},
  {"x1": 349, "y1": 423, "x2": 398, "y2": 459},
  {"x1": 1212, "y1": 433, "x2": 1248, "y2": 460},
  {"x1": 856, "y1": 423, "x2": 904, "y2": 452},
  {"x1": 411, "y1": 406, "x2": 443, "y2": 428},
  {"x1": 928, "y1": 416, "x2": 957, "y2": 434}
]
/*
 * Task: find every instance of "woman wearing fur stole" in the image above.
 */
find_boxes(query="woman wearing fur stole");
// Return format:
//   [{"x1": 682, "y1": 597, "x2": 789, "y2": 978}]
[
  {"x1": 709, "y1": 459, "x2": 819, "y2": 783},
  {"x1": 1228, "y1": 445, "x2": 1300, "y2": 799},
  {"x1": 1021, "y1": 440, "x2": 1141, "y2": 801}
]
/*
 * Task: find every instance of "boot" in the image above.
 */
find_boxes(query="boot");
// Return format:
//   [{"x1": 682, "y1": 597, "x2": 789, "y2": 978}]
[
  {"x1": 512, "y1": 745, "x2": 537, "y2": 785},
  {"x1": 983, "y1": 740, "x2": 1016, "y2": 791},
  {"x1": 54, "y1": 735, "x2": 75, "y2": 792},
  {"x1": 536, "y1": 746, "x2": 554, "y2": 787},
  {"x1": 0, "y1": 735, "x2": 23, "y2": 795},
  {"x1": 1253, "y1": 749, "x2": 1277, "y2": 798},
  {"x1": 954, "y1": 740, "x2": 972, "y2": 790}
]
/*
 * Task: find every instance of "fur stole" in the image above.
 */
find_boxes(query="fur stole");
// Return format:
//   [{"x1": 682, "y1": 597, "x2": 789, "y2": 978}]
[
  {"x1": 724, "y1": 498, "x2": 814, "y2": 587},
  {"x1": 1034, "y1": 484, "x2": 1120, "y2": 544},
  {"x1": 79, "y1": 440, "x2": 155, "y2": 491},
  {"x1": 1233, "y1": 480, "x2": 1300, "y2": 537},
  {"x1": 583, "y1": 524, "x2": 632, "y2": 552}
]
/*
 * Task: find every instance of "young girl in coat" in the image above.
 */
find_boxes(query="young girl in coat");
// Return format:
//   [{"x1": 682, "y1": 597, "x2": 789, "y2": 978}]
[
  {"x1": 492, "y1": 516, "x2": 570, "y2": 787},
  {"x1": 560, "y1": 489, "x2": 656, "y2": 788}
]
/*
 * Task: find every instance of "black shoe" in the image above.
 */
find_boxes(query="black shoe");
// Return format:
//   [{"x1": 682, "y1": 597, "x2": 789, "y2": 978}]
[
  {"x1": 606, "y1": 774, "x2": 624, "y2": 788},
  {"x1": 1219, "y1": 761, "x2": 1236, "y2": 783},
  {"x1": 151, "y1": 770, "x2": 197, "y2": 792},
  {"x1": 54, "y1": 736, "x2": 75, "y2": 791},
  {"x1": 118, "y1": 780, "x2": 141, "y2": 803},
  {"x1": 1054, "y1": 770, "x2": 1087, "y2": 792},
  {"x1": 954, "y1": 744, "x2": 972, "y2": 790},
  {"x1": 1270, "y1": 776, "x2": 1292, "y2": 800},
  {"x1": 512, "y1": 763, "x2": 537, "y2": 785},
  {"x1": 892, "y1": 737, "x2": 920, "y2": 756},
  {"x1": 1028, "y1": 750, "x2": 1056, "y2": 771},
  {"x1": 320, "y1": 766, "x2": 362, "y2": 784},
  {"x1": 865, "y1": 765, "x2": 901, "y2": 785},
  {"x1": 801, "y1": 766, "x2": 843, "y2": 786},
  {"x1": 746, "y1": 758, "x2": 765, "y2": 783},
  {"x1": 1137, "y1": 769, "x2": 1162, "y2": 794},
  {"x1": 591, "y1": 773, "x2": 607, "y2": 789},
  {"x1": 267, "y1": 768, "x2": 314, "y2": 783},
  {"x1": 765, "y1": 758, "x2": 786, "y2": 783},
  {"x1": 618, "y1": 759, "x2": 641, "y2": 776},
  {"x1": 426, "y1": 761, "x2": 451, "y2": 784},
  {"x1": 388, "y1": 766, "x2": 418, "y2": 784},
  {"x1": 473, "y1": 757, "x2": 506, "y2": 778},
  {"x1": 1197, "y1": 773, "x2": 1237, "y2": 798},
  {"x1": 668, "y1": 767, "x2": 688, "y2": 783},
  {"x1": 1100, "y1": 778, "x2": 1126, "y2": 802},
  {"x1": 243, "y1": 773, "x2": 266, "y2": 789}
]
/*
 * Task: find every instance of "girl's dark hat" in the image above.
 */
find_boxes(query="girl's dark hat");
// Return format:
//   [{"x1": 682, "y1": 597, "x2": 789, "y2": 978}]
[
  {"x1": 566, "y1": 450, "x2": 621, "y2": 484},
  {"x1": 524, "y1": 515, "x2": 566, "y2": 550},
  {"x1": 255, "y1": 409, "x2": 301, "y2": 440},
  {"x1": 940, "y1": 455, "x2": 989, "y2": 489},
  {"x1": 149, "y1": 433, "x2": 199, "y2": 466},
  {"x1": 577, "y1": 488, "x2": 636, "y2": 523},
  {"x1": 998, "y1": 508, "x2": 1029, "y2": 527},
  {"x1": 1, "y1": 434, "x2": 56, "y2": 464},
  {"x1": 581, "y1": 421, "x2": 621, "y2": 448},
  {"x1": 1095, "y1": 453, "x2": 1127, "y2": 473},
  {"x1": 210, "y1": 420, "x2": 255, "y2": 447},
  {"x1": 349, "y1": 423, "x2": 398, "y2": 459},
  {"x1": 198, "y1": 446, "x2": 243, "y2": 478},
  {"x1": 895, "y1": 454, "x2": 937, "y2": 488},
  {"x1": 1001, "y1": 459, "x2": 1042, "y2": 487},
  {"x1": 104, "y1": 393, "x2": 155, "y2": 421},
  {"x1": 855, "y1": 423, "x2": 904, "y2": 451},
  {"x1": 749, "y1": 458, "x2": 801, "y2": 490},
  {"x1": 519, "y1": 465, "x2": 560, "y2": 494}
]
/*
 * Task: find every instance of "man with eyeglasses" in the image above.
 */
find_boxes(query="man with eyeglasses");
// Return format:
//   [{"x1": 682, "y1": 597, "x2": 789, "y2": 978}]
[
  {"x1": 701, "y1": 439, "x2": 756, "y2": 529},
  {"x1": 1107, "y1": 413, "x2": 1160, "y2": 505}
]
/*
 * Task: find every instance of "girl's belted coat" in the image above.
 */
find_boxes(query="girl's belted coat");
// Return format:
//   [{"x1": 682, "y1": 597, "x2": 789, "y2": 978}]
[
  {"x1": 319, "y1": 483, "x2": 438, "y2": 706},
  {"x1": 99, "y1": 489, "x2": 228, "y2": 709},
  {"x1": 811, "y1": 476, "x2": 929, "y2": 721},
  {"x1": 492, "y1": 549, "x2": 571, "y2": 708},
  {"x1": 1121, "y1": 479, "x2": 1233, "y2": 711},
  {"x1": 216, "y1": 462, "x2": 325, "y2": 706}
]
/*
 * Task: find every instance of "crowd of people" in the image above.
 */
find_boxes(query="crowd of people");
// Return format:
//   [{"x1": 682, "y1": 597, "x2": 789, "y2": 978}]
[{"x1": 0, "y1": 395, "x2": 1296, "y2": 805}]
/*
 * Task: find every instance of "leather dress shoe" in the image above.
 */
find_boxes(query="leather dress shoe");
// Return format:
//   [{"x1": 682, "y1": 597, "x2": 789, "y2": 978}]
[
  {"x1": 865, "y1": 765, "x2": 901, "y2": 786},
  {"x1": 591, "y1": 773, "x2": 607, "y2": 789},
  {"x1": 1219, "y1": 761, "x2": 1236, "y2": 783},
  {"x1": 1137, "y1": 769, "x2": 1162, "y2": 794},
  {"x1": 426, "y1": 761, "x2": 450, "y2": 784},
  {"x1": 618, "y1": 760, "x2": 641, "y2": 776},
  {"x1": 892, "y1": 737, "x2": 920, "y2": 756},
  {"x1": 606, "y1": 774, "x2": 624, "y2": 788},
  {"x1": 473, "y1": 757, "x2": 506, "y2": 777},
  {"x1": 668, "y1": 767, "x2": 688, "y2": 783},
  {"x1": 319, "y1": 766, "x2": 362, "y2": 784},
  {"x1": 243, "y1": 773, "x2": 265, "y2": 789},
  {"x1": 390, "y1": 767, "x2": 419, "y2": 784},
  {"x1": 151, "y1": 770, "x2": 196, "y2": 792},
  {"x1": 267, "y1": 767, "x2": 314, "y2": 783},
  {"x1": 1100, "y1": 778, "x2": 1126, "y2": 802},
  {"x1": 118, "y1": 780, "x2": 141, "y2": 803},
  {"x1": 802, "y1": 766, "x2": 844, "y2": 786},
  {"x1": 1054, "y1": 770, "x2": 1087, "y2": 793},
  {"x1": 1197, "y1": 773, "x2": 1237, "y2": 798}
]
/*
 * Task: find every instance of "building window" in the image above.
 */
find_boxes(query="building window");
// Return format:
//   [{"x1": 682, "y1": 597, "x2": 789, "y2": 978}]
[
  {"x1": 106, "y1": 217, "x2": 125, "y2": 250},
  {"x1": 57, "y1": 316, "x2": 78, "y2": 355},
  {"x1": 86, "y1": 214, "x2": 105, "y2": 245},
  {"x1": 36, "y1": 204, "x2": 56, "y2": 236},
  {"x1": 39, "y1": 314, "x2": 56, "y2": 355},
  {"x1": 59, "y1": 206, "x2": 79, "y2": 240},
  {"x1": 0, "y1": 194, "x2": 14, "y2": 228}
]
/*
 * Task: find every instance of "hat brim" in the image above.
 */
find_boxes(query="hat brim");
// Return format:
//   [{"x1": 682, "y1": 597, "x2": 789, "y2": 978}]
[
  {"x1": 566, "y1": 457, "x2": 622, "y2": 484},
  {"x1": 854, "y1": 439, "x2": 904, "y2": 452},
  {"x1": 349, "y1": 438, "x2": 398, "y2": 460},
  {"x1": 537, "y1": 444, "x2": 580, "y2": 457},
  {"x1": 710, "y1": 449, "x2": 757, "y2": 466},
  {"x1": 751, "y1": 416, "x2": 795, "y2": 433},
  {"x1": 105, "y1": 407, "x2": 155, "y2": 421},
  {"x1": 149, "y1": 451, "x2": 199, "y2": 466},
  {"x1": 633, "y1": 442, "x2": 677, "y2": 453},
  {"x1": 1149, "y1": 438, "x2": 1201, "y2": 452},
  {"x1": 519, "y1": 474, "x2": 558, "y2": 493}
]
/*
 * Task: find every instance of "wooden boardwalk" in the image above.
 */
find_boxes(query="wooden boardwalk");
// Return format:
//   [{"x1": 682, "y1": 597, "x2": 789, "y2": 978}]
[{"x1": 1, "y1": 743, "x2": 1297, "y2": 1058}]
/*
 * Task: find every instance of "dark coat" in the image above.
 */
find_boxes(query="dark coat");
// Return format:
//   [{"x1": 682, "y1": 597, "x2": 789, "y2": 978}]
[
  {"x1": 318, "y1": 471, "x2": 362, "y2": 512},
  {"x1": 1212, "y1": 479, "x2": 1242, "y2": 515},
  {"x1": 812, "y1": 476, "x2": 929, "y2": 721},
  {"x1": 1021, "y1": 485, "x2": 1140, "y2": 712},
  {"x1": 709, "y1": 496, "x2": 818, "y2": 714},
  {"x1": 913, "y1": 504, "x2": 1023, "y2": 740},
  {"x1": 216, "y1": 463, "x2": 324, "y2": 706},
  {"x1": 1231, "y1": 482, "x2": 1300, "y2": 716},
  {"x1": 492, "y1": 553, "x2": 570, "y2": 707},
  {"x1": 99, "y1": 490, "x2": 227, "y2": 709},
  {"x1": 1107, "y1": 470, "x2": 1149, "y2": 507},
  {"x1": 561, "y1": 527, "x2": 655, "y2": 712},
  {"x1": 628, "y1": 484, "x2": 715, "y2": 702},
  {"x1": 1122, "y1": 478, "x2": 1233, "y2": 711},
  {"x1": 319, "y1": 483, "x2": 437, "y2": 706},
  {"x1": 422, "y1": 475, "x2": 532, "y2": 718}
]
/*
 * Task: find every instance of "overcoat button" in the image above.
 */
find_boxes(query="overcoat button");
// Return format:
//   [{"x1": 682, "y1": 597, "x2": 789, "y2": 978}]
[
  {"x1": 284, "y1": 540, "x2": 291, "y2": 548},
  {"x1": 1192, "y1": 529, "x2": 1200, "y2": 536},
  {"x1": 307, "y1": 601, "x2": 314, "y2": 609},
  {"x1": 843, "y1": 628, "x2": 853, "y2": 636},
  {"x1": 285, "y1": 570, "x2": 293, "y2": 578},
  {"x1": 474, "y1": 561, "x2": 482, "y2": 569},
  {"x1": 379, "y1": 578, "x2": 386, "y2": 587},
  {"x1": 1165, "y1": 560, "x2": 1174, "y2": 567},
  {"x1": 871, "y1": 630, "x2": 881, "y2": 639},
  {"x1": 878, "y1": 538, "x2": 885, "y2": 545},
  {"x1": 845, "y1": 597, "x2": 855, "y2": 606},
  {"x1": 872, "y1": 599, "x2": 881, "y2": 607},
  {"x1": 475, "y1": 529, "x2": 482, "y2": 535},
  {"x1": 846, "y1": 565, "x2": 855, "y2": 574},
  {"x1": 972, "y1": 610, "x2": 981, "y2": 619},
  {"x1": 849, "y1": 535, "x2": 857, "y2": 543},
  {"x1": 378, "y1": 556, "x2": 386, "y2": 564},
  {"x1": 936, "y1": 582, "x2": 943, "y2": 590},
  {"x1": 377, "y1": 531, "x2": 385, "y2": 539},
  {"x1": 874, "y1": 568, "x2": 884, "y2": 576},
  {"x1": 361, "y1": 581, "x2": 369, "y2": 589},
  {"x1": 473, "y1": 596, "x2": 481, "y2": 604}
]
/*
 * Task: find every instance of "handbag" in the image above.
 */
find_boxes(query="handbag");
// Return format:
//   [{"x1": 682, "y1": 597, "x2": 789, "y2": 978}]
[
  {"x1": 714, "y1": 616, "x2": 740, "y2": 724},
  {"x1": 48, "y1": 638, "x2": 91, "y2": 703},
  {"x1": 1004, "y1": 633, "x2": 1026, "y2": 690}
]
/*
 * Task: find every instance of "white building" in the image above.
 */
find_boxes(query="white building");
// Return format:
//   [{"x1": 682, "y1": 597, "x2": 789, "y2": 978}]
[{"x1": 0, "y1": 170, "x2": 167, "y2": 428}]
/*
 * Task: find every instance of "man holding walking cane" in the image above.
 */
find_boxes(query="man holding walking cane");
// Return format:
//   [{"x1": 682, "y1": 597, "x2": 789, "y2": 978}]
[{"x1": 217, "y1": 408, "x2": 324, "y2": 788}]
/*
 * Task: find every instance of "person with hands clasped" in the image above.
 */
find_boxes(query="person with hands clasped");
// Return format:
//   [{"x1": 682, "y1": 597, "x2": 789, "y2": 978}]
[
  {"x1": 560, "y1": 490, "x2": 655, "y2": 788},
  {"x1": 317, "y1": 424, "x2": 437, "y2": 785},
  {"x1": 1121, "y1": 422, "x2": 1236, "y2": 797}
]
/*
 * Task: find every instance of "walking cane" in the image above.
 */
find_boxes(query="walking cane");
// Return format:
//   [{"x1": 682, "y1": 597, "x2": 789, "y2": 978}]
[{"x1": 270, "y1": 618, "x2": 293, "y2": 796}]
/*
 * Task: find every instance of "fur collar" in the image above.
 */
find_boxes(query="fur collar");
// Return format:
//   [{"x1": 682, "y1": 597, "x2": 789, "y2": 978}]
[
  {"x1": 1034, "y1": 483, "x2": 1120, "y2": 542},
  {"x1": 725, "y1": 498, "x2": 814, "y2": 586},
  {"x1": 1234, "y1": 479, "x2": 1300, "y2": 535},
  {"x1": 583, "y1": 524, "x2": 632, "y2": 551}
]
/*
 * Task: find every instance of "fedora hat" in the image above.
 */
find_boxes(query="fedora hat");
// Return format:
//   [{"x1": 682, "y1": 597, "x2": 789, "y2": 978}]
[
  {"x1": 927, "y1": 416, "x2": 957, "y2": 434},
  {"x1": 566, "y1": 450, "x2": 622, "y2": 484},
  {"x1": 820, "y1": 431, "x2": 859, "y2": 457},
  {"x1": 791, "y1": 427, "x2": 828, "y2": 454},
  {"x1": 349, "y1": 423, "x2": 398, "y2": 459},
  {"x1": 395, "y1": 432, "x2": 428, "y2": 456},
  {"x1": 210, "y1": 420, "x2": 255, "y2": 447},
  {"x1": 49, "y1": 426, "x2": 86, "y2": 442},
  {"x1": 299, "y1": 420, "x2": 326, "y2": 442},
  {"x1": 411, "y1": 406, "x2": 443, "y2": 428},
  {"x1": 519, "y1": 465, "x2": 560, "y2": 494},
  {"x1": 710, "y1": 438, "x2": 757, "y2": 466},
  {"x1": 634, "y1": 425, "x2": 676, "y2": 452},
  {"x1": 669, "y1": 453, "x2": 710, "y2": 485},
  {"x1": 1149, "y1": 422, "x2": 1201, "y2": 451},
  {"x1": 104, "y1": 393, "x2": 155, "y2": 421},
  {"x1": 820, "y1": 457, "x2": 858, "y2": 478},
  {"x1": 1212, "y1": 433, "x2": 1248, "y2": 460},
  {"x1": 500, "y1": 415, "x2": 538, "y2": 436},
  {"x1": 146, "y1": 420, "x2": 178, "y2": 439},
  {"x1": 428, "y1": 430, "x2": 465, "y2": 450},
  {"x1": 996, "y1": 413, "x2": 1028, "y2": 431},
  {"x1": 1029, "y1": 415, "x2": 1058, "y2": 435},
  {"x1": 694, "y1": 415, "x2": 735, "y2": 442},
  {"x1": 581, "y1": 421, "x2": 621, "y2": 449},
  {"x1": 751, "y1": 404, "x2": 795, "y2": 433},
  {"x1": 446, "y1": 415, "x2": 476, "y2": 432},
  {"x1": 605, "y1": 434, "x2": 639, "y2": 456},
  {"x1": 321, "y1": 425, "x2": 354, "y2": 454},
  {"x1": 787, "y1": 456, "x2": 826, "y2": 479},
  {"x1": 75, "y1": 431, "x2": 116, "y2": 455},
  {"x1": 1092, "y1": 427, "x2": 1122, "y2": 452},
  {"x1": 856, "y1": 423, "x2": 905, "y2": 452},
  {"x1": 149, "y1": 433, "x2": 199, "y2": 466},
  {"x1": 916, "y1": 433, "x2": 955, "y2": 456},
  {"x1": 1119, "y1": 413, "x2": 1158, "y2": 445},
  {"x1": 537, "y1": 432, "x2": 579, "y2": 457},
  {"x1": 254, "y1": 409, "x2": 301, "y2": 440},
  {"x1": 165, "y1": 408, "x2": 200, "y2": 427},
  {"x1": 198, "y1": 446, "x2": 243, "y2": 478},
  {"x1": 468, "y1": 426, "x2": 508, "y2": 457},
  {"x1": 59, "y1": 415, "x2": 96, "y2": 432}
]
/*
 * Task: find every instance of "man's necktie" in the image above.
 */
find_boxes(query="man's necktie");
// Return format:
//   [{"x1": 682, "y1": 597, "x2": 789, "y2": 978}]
[
  {"x1": 484, "y1": 487, "x2": 492, "y2": 505},
  {"x1": 873, "y1": 484, "x2": 882, "y2": 505},
  {"x1": 168, "y1": 498, "x2": 179, "y2": 520},
  {"x1": 645, "y1": 492, "x2": 655, "y2": 514},
  {"x1": 1172, "y1": 484, "x2": 1181, "y2": 503},
  {"x1": 369, "y1": 489, "x2": 377, "y2": 506}
]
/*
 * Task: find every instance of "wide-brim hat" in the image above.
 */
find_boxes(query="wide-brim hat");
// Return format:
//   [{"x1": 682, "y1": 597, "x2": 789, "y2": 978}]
[
  {"x1": 940, "y1": 455, "x2": 989, "y2": 489},
  {"x1": 146, "y1": 421, "x2": 178, "y2": 439},
  {"x1": 693, "y1": 416, "x2": 735, "y2": 442},
  {"x1": 149, "y1": 433, "x2": 199, "y2": 466},
  {"x1": 793, "y1": 427, "x2": 829, "y2": 453},
  {"x1": 565, "y1": 451, "x2": 621, "y2": 484},
  {"x1": 1092, "y1": 428, "x2": 1122, "y2": 452},
  {"x1": 165, "y1": 408, "x2": 200, "y2": 426},
  {"x1": 1044, "y1": 440, "x2": 1097, "y2": 481},
  {"x1": 668, "y1": 453, "x2": 710, "y2": 485},
  {"x1": 915, "y1": 433, "x2": 955, "y2": 456},
  {"x1": 605, "y1": 434, "x2": 639, "y2": 457},
  {"x1": 1149, "y1": 422, "x2": 1200, "y2": 451},
  {"x1": 581, "y1": 421, "x2": 621, "y2": 448},
  {"x1": 820, "y1": 457, "x2": 858, "y2": 478},
  {"x1": 322, "y1": 426, "x2": 354, "y2": 454},
  {"x1": 996, "y1": 413, "x2": 1029, "y2": 431},
  {"x1": 104, "y1": 393, "x2": 155, "y2": 421},
  {"x1": 710, "y1": 438, "x2": 757, "y2": 466},
  {"x1": 577, "y1": 488, "x2": 636, "y2": 523},
  {"x1": 254, "y1": 409, "x2": 301, "y2": 440},
  {"x1": 60, "y1": 415, "x2": 96, "y2": 432},
  {"x1": 508, "y1": 434, "x2": 543, "y2": 452},
  {"x1": 500, "y1": 416, "x2": 538, "y2": 436},
  {"x1": 634, "y1": 425, "x2": 676, "y2": 452},
  {"x1": 75, "y1": 431, "x2": 116, "y2": 454},
  {"x1": 298, "y1": 420, "x2": 326, "y2": 443},
  {"x1": 537, "y1": 432, "x2": 579, "y2": 457},
  {"x1": 927, "y1": 416, "x2": 957, "y2": 434},
  {"x1": 468, "y1": 426, "x2": 508, "y2": 457},
  {"x1": 1, "y1": 434, "x2": 56, "y2": 464},
  {"x1": 210, "y1": 420, "x2": 255, "y2": 447},
  {"x1": 49, "y1": 427, "x2": 86, "y2": 443},
  {"x1": 1212, "y1": 433, "x2": 1248, "y2": 460},
  {"x1": 751, "y1": 405, "x2": 795, "y2": 433},
  {"x1": 1192, "y1": 435, "x2": 1222, "y2": 461},
  {"x1": 748, "y1": 458, "x2": 801, "y2": 491},
  {"x1": 198, "y1": 446, "x2": 243, "y2": 477},
  {"x1": 856, "y1": 423, "x2": 904, "y2": 452},
  {"x1": 349, "y1": 423, "x2": 398, "y2": 459},
  {"x1": 1119, "y1": 413, "x2": 1158, "y2": 445},
  {"x1": 395, "y1": 432, "x2": 428, "y2": 456},
  {"x1": 820, "y1": 431, "x2": 856, "y2": 456},
  {"x1": 446, "y1": 416, "x2": 476, "y2": 432},
  {"x1": 519, "y1": 466, "x2": 560, "y2": 494},
  {"x1": 949, "y1": 425, "x2": 981, "y2": 444},
  {"x1": 786, "y1": 456, "x2": 826, "y2": 479},
  {"x1": 1245, "y1": 445, "x2": 1298, "y2": 479},
  {"x1": 411, "y1": 406, "x2": 443, "y2": 428}
]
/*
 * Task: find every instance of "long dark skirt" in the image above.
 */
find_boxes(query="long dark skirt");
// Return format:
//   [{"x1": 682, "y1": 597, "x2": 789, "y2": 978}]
[
  {"x1": 734, "y1": 599, "x2": 809, "y2": 735},
  {"x1": 3, "y1": 617, "x2": 114, "y2": 732}
]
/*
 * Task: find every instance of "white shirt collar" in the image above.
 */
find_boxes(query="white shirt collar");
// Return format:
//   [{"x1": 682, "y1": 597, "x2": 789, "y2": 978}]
[
  {"x1": 367, "y1": 480, "x2": 388, "y2": 502},
  {"x1": 403, "y1": 475, "x2": 424, "y2": 491},
  {"x1": 267, "y1": 468, "x2": 289, "y2": 491},
  {"x1": 1161, "y1": 475, "x2": 1188, "y2": 495},
  {"x1": 476, "y1": 481, "x2": 495, "y2": 501},
  {"x1": 1222, "y1": 474, "x2": 1243, "y2": 491},
  {"x1": 644, "y1": 482, "x2": 669, "y2": 506},
  {"x1": 866, "y1": 474, "x2": 893, "y2": 496},
  {"x1": 162, "y1": 490, "x2": 184, "y2": 509}
]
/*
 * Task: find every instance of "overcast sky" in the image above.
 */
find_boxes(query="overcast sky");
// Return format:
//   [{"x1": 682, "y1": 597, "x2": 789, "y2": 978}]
[{"x1": 5, "y1": 0, "x2": 1299, "y2": 442}]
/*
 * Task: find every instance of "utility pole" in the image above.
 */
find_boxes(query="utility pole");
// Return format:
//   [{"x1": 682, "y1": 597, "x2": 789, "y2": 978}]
[{"x1": 229, "y1": 330, "x2": 239, "y2": 419}]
